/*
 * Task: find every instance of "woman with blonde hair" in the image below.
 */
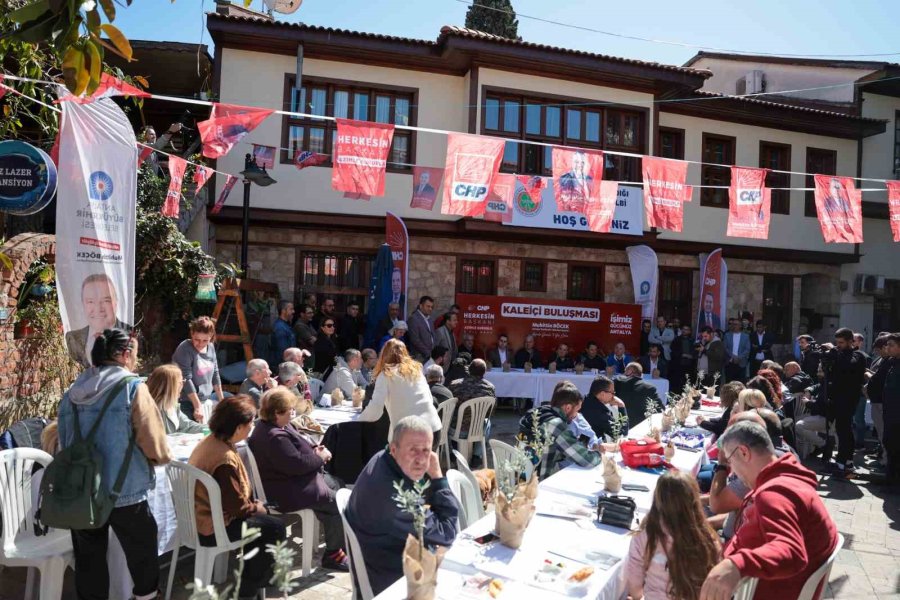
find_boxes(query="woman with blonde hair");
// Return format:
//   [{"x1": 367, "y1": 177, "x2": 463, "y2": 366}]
[
  {"x1": 734, "y1": 388, "x2": 768, "y2": 414},
  {"x1": 357, "y1": 338, "x2": 441, "y2": 446},
  {"x1": 148, "y1": 364, "x2": 204, "y2": 435},
  {"x1": 624, "y1": 470, "x2": 721, "y2": 600}
]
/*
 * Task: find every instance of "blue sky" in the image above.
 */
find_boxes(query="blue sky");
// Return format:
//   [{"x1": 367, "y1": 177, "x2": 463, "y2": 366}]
[{"x1": 116, "y1": 0, "x2": 900, "y2": 66}]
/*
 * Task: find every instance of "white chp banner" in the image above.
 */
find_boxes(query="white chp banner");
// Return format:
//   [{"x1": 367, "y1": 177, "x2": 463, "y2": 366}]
[
  {"x1": 626, "y1": 245, "x2": 658, "y2": 319},
  {"x1": 56, "y1": 97, "x2": 137, "y2": 368},
  {"x1": 506, "y1": 180, "x2": 643, "y2": 235}
]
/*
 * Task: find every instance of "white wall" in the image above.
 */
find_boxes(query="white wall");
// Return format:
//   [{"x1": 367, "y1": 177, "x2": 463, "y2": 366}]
[
  {"x1": 839, "y1": 216, "x2": 900, "y2": 336},
  {"x1": 861, "y1": 92, "x2": 900, "y2": 204}
]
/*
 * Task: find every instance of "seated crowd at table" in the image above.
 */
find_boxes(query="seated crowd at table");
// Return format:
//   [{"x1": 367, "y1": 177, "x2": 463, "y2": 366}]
[{"x1": 20, "y1": 292, "x2": 900, "y2": 600}]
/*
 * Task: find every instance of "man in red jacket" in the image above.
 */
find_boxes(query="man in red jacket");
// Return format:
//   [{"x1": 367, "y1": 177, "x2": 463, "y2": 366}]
[{"x1": 700, "y1": 421, "x2": 839, "y2": 600}]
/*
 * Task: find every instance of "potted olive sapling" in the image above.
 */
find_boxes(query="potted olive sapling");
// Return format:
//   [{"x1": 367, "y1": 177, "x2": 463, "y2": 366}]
[{"x1": 393, "y1": 479, "x2": 447, "y2": 600}]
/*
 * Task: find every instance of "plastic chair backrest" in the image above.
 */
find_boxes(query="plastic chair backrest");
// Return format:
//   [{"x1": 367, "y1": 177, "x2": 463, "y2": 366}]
[
  {"x1": 454, "y1": 396, "x2": 495, "y2": 441},
  {"x1": 436, "y1": 398, "x2": 457, "y2": 445},
  {"x1": 796, "y1": 533, "x2": 844, "y2": 600},
  {"x1": 335, "y1": 488, "x2": 374, "y2": 600},
  {"x1": 308, "y1": 378, "x2": 324, "y2": 402},
  {"x1": 0, "y1": 448, "x2": 52, "y2": 555},
  {"x1": 489, "y1": 438, "x2": 534, "y2": 482},
  {"x1": 243, "y1": 445, "x2": 268, "y2": 504},
  {"x1": 167, "y1": 461, "x2": 231, "y2": 549},
  {"x1": 446, "y1": 469, "x2": 483, "y2": 529},
  {"x1": 732, "y1": 577, "x2": 759, "y2": 600},
  {"x1": 451, "y1": 450, "x2": 481, "y2": 500}
]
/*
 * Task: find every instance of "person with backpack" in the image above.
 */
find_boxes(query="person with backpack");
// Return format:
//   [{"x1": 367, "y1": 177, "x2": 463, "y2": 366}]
[{"x1": 55, "y1": 329, "x2": 171, "y2": 600}]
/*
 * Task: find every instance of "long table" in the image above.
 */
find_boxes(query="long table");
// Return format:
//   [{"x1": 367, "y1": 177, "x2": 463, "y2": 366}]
[
  {"x1": 374, "y1": 405, "x2": 722, "y2": 600},
  {"x1": 485, "y1": 369, "x2": 670, "y2": 404}
]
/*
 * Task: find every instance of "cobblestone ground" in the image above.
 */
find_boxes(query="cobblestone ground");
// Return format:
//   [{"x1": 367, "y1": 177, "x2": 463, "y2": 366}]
[{"x1": 2, "y1": 409, "x2": 898, "y2": 599}]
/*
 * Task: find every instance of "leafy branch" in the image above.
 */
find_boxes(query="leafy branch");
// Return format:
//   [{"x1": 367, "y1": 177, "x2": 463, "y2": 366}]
[{"x1": 393, "y1": 479, "x2": 430, "y2": 561}]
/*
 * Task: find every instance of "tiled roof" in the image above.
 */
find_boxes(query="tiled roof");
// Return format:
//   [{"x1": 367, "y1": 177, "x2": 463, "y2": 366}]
[{"x1": 692, "y1": 89, "x2": 885, "y2": 122}]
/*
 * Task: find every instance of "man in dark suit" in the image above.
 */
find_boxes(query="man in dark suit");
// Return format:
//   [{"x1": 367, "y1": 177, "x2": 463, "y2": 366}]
[
  {"x1": 65, "y1": 273, "x2": 131, "y2": 368},
  {"x1": 614, "y1": 362, "x2": 663, "y2": 427},
  {"x1": 407, "y1": 295, "x2": 435, "y2": 362},
  {"x1": 723, "y1": 317, "x2": 751, "y2": 383},
  {"x1": 375, "y1": 302, "x2": 401, "y2": 342},
  {"x1": 412, "y1": 170, "x2": 436, "y2": 200},
  {"x1": 514, "y1": 334, "x2": 542, "y2": 368},
  {"x1": 424, "y1": 364, "x2": 453, "y2": 409},
  {"x1": 639, "y1": 344, "x2": 668, "y2": 379},
  {"x1": 486, "y1": 333, "x2": 512, "y2": 368},
  {"x1": 696, "y1": 293, "x2": 721, "y2": 335},
  {"x1": 749, "y1": 320, "x2": 775, "y2": 376}
]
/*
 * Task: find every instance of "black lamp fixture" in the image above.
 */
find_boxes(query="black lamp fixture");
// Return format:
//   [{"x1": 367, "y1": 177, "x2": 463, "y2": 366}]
[{"x1": 239, "y1": 153, "x2": 277, "y2": 274}]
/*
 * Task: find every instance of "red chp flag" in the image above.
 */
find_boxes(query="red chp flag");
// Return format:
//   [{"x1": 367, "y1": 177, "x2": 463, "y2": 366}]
[
  {"x1": 193, "y1": 165, "x2": 212, "y2": 197},
  {"x1": 58, "y1": 73, "x2": 150, "y2": 104},
  {"x1": 198, "y1": 103, "x2": 273, "y2": 159},
  {"x1": 410, "y1": 167, "x2": 444, "y2": 211},
  {"x1": 331, "y1": 119, "x2": 394, "y2": 197},
  {"x1": 552, "y1": 147, "x2": 604, "y2": 213},
  {"x1": 210, "y1": 175, "x2": 238, "y2": 215},
  {"x1": 727, "y1": 166, "x2": 771, "y2": 239},
  {"x1": 813, "y1": 174, "x2": 863, "y2": 243},
  {"x1": 163, "y1": 156, "x2": 187, "y2": 217},
  {"x1": 252, "y1": 144, "x2": 276, "y2": 169},
  {"x1": 642, "y1": 157, "x2": 689, "y2": 232},
  {"x1": 585, "y1": 181, "x2": 620, "y2": 233},
  {"x1": 484, "y1": 173, "x2": 516, "y2": 223},
  {"x1": 441, "y1": 133, "x2": 504, "y2": 217},
  {"x1": 887, "y1": 181, "x2": 900, "y2": 242}
]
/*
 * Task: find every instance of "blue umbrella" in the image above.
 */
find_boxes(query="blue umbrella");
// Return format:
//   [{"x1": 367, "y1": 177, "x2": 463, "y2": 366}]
[{"x1": 365, "y1": 243, "x2": 394, "y2": 348}]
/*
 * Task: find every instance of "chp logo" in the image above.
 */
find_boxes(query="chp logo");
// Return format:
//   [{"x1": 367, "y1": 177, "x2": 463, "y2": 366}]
[
  {"x1": 737, "y1": 189, "x2": 762, "y2": 205},
  {"x1": 88, "y1": 171, "x2": 114, "y2": 201},
  {"x1": 450, "y1": 152, "x2": 493, "y2": 202}
]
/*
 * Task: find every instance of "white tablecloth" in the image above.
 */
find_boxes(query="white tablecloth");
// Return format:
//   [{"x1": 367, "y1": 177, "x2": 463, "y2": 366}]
[{"x1": 484, "y1": 370, "x2": 669, "y2": 405}]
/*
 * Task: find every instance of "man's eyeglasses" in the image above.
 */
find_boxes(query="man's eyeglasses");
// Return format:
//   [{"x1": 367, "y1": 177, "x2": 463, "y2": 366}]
[{"x1": 723, "y1": 445, "x2": 743, "y2": 463}]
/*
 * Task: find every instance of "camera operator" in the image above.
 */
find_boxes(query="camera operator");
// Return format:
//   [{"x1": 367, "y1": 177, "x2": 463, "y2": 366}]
[
  {"x1": 797, "y1": 334, "x2": 822, "y2": 377},
  {"x1": 819, "y1": 328, "x2": 868, "y2": 477},
  {"x1": 140, "y1": 119, "x2": 186, "y2": 177}
]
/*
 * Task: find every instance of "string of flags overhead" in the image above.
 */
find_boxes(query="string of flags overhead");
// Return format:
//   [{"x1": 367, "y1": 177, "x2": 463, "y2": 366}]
[{"x1": 2, "y1": 73, "x2": 899, "y2": 243}]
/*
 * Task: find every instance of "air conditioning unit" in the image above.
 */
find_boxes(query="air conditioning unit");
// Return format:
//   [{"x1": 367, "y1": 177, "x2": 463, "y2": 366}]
[
  {"x1": 854, "y1": 273, "x2": 886, "y2": 296},
  {"x1": 746, "y1": 70, "x2": 766, "y2": 94}
]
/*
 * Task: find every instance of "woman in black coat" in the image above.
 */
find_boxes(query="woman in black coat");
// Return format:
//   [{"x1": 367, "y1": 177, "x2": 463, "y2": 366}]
[{"x1": 313, "y1": 317, "x2": 339, "y2": 379}]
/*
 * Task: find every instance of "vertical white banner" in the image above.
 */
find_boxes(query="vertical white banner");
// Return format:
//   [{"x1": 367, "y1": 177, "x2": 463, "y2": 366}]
[
  {"x1": 56, "y1": 98, "x2": 137, "y2": 367},
  {"x1": 626, "y1": 244, "x2": 658, "y2": 319}
]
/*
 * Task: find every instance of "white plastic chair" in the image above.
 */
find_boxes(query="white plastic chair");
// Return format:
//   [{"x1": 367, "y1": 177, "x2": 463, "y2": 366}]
[
  {"x1": 436, "y1": 398, "x2": 458, "y2": 469},
  {"x1": 449, "y1": 396, "x2": 495, "y2": 462},
  {"x1": 451, "y1": 449, "x2": 482, "y2": 507},
  {"x1": 0, "y1": 449, "x2": 73, "y2": 600},
  {"x1": 732, "y1": 577, "x2": 759, "y2": 600},
  {"x1": 308, "y1": 378, "x2": 324, "y2": 403},
  {"x1": 489, "y1": 438, "x2": 534, "y2": 487},
  {"x1": 335, "y1": 488, "x2": 374, "y2": 600},
  {"x1": 446, "y1": 469, "x2": 483, "y2": 530},
  {"x1": 200, "y1": 399, "x2": 217, "y2": 424},
  {"x1": 796, "y1": 533, "x2": 844, "y2": 600},
  {"x1": 243, "y1": 445, "x2": 320, "y2": 577},
  {"x1": 165, "y1": 461, "x2": 260, "y2": 600}
]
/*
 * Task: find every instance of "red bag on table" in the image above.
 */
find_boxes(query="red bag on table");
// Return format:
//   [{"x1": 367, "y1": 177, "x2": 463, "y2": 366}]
[{"x1": 620, "y1": 437, "x2": 664, "y2": 469}]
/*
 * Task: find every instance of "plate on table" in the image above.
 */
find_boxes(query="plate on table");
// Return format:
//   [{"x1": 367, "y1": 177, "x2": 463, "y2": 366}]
[
  {"x1": 530, "y1": 556, "x2": 597, "y2": 597},
  {"x1": 459, "y1": 573, "x2": 508, "y2": 599}
]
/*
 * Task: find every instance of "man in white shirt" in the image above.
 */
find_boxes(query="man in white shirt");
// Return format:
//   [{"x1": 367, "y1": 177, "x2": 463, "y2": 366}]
[
  {"x1": 487, "y1": 334, "x2": 511, "y2": 368},
  {"x1": 648, "y1": 316, "x2": 675, "y2": 361}
]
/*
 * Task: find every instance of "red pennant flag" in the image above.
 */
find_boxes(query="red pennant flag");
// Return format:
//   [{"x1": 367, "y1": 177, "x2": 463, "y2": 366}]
[
  {"x1": 331, "y1": 119, "x2": 394, "y2": 197},
  {"x1": 552, "y1": 147, "x2": 604, "y2": 213},
  {"x1": 58, "y1": 73, "x2": 151, "y2": 104},
  {"x1": 210, "y1": 175, "x2": 238, "y2": 215},
  {"x1": 410, "y1": 167, "x2": 444, "y2": 210},
  {"x1": 813, "y1": 174, "x2": 863, "y2": 243},
  {"x1": 163, "y1": 156, "x2": 187, "y2": 218},
  {"x1": 484, "y1": 173, "x2": 516, "y2": 223},
  {"x1": 441, "y1": 133, "x2": 505, "y2": 217},
  {"x1": 252, "y1": 144, "x2": 275, "y2": 169},
  {"x1": 727, "y1": 167, "x2": 772, "y2": 239},
  {"x1": 198, "y1": 103, "x2": 274, "y2": 159},
  {"x1": 0, "y1": 75, "x2": 7, "y2": 100},
  {"x1": 50, "y1": 131, "x2": 61, "y2": 168},
  {"x1": 585, "y1": 181, "x2": 620, "y2": 233},
  {"x1": 642, "y1": 156, "x2": 689, "y2": 232},
  {"x1": 137, "y1": 144, "x2": 153, "y2": 169},
  {"x1": 887, "y1": 181, "x2": 900, "y2": 242},
  {"x1": 294, "y1": 150, "x2": 328, "y2": 170},
  {"x1": 193, "y1": 165, "x2": 212, "y2": 197}
]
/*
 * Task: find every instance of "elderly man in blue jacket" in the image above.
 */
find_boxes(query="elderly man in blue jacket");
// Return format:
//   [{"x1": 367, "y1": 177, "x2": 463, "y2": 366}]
[{"x1": 346, "y1": 415, "x2": 459, "y2": 595}]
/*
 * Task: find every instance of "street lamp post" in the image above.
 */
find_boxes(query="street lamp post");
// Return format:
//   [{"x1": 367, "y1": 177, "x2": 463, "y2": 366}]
[{"x1": 238, "y1": 153, "x2": 276, "y2": 275}]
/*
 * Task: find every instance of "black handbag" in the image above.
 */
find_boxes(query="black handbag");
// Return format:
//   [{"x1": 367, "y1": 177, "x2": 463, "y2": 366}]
[{"x1": 596, "y1": 495, "x2": 636, "y2": 530}]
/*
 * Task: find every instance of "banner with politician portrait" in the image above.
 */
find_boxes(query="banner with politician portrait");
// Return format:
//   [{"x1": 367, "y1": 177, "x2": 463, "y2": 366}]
[
  {"x1": 551, "y1": 147, "x2": 604, "y2": 213},
  {"x1": 410, "y1": 166, "x2": 443, "y2": 211},
  {"x1": 484, "y1": 173, "x2": 516, "y2": 223},
  {"x1": 813, "y1": 174, "x2": 863, "y2": 243},
  {"x1": 440, "y1": 133, "x2": 505, "y2": 217},
  {"x1": 585, "y1": 180, "x2": 620, "y2": 233},
  {"x1": 727, "y1": 166, "x2": 771, "y2": 239},
  {"x1": 386, "y1": 212, "x2": 409, "y2": 318},
  {"x1": 696, "y1": 248, "x2": 727, "y2": 336},
  {"x1": 642, "y1": 156, "x2": 689, "y2": 232},
  {"x1": 887, "y1": 181, "x2": 900, "y2": 243},
  {"x1": 332, "y1": 119, "x2": 394, "y2": 197},
  {"x1": 56, "y1": 98, "x2": 136, "y2": 368}
]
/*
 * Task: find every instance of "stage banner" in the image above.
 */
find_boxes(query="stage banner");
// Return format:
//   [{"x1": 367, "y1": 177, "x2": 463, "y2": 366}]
[
  {"x1": 813, "y1": 174, "x2": 863, "y2": 243},
  {"x1": 642, "y1": 156, "x2": 689, "y2": 232},
  {"x1": 56, "y1": 97, "x2": 137, "y2": 367},
  {"x1": 696, "y1": 248, "x2": 727, "y2": 335},
  {"x1": 727, "y1": 166, "x2": 771, "y2": 239},
  {"x1": 386, "y1": 211, "x2": 409, "y2": 318},
  {"x1": 410, "y1": 166, "x2": 444, "y2": 210},
  {"x1": 887, "y1": 181, "x2": 900, "y2": 242},
  {"x1": 210, "y1": 174, "x2": 237, "y2": 215},
  {"x1": 585, "y1": 180, "x2": 620, "y2": 233},
  {"x1": 193, "y1": 165, "x2": 212, "y2": 197},
  {"x1": 198, "y1": 103, "x2": 274, "y2": 159},
  {"x1": 163, "y1": 155, "x2": 186, "y2": 218},
  {"x1": 507, "y1": 180, "x2": 643, "y2": 236},
  {"x1": 440, "y1": 133, "x2": 504, "y2": 217},
  {"x1": 551, "y1": 147, "x2": 604, "y2": 213},
  {"x1": 252, "y1": 144, "x2": 275, "y2": 169},
  {"x1": 456, "y1": 293, "x2": 642, "y2": 358},
  {"x1": 484, "y1": 173, "x2": 516, "y2": 223},
  {"x1": 332, "y1": 119, "x2": 395, "y2": 197},
  {"x1": 626, "y1": 245, "x2": 658, "y2": 320}
]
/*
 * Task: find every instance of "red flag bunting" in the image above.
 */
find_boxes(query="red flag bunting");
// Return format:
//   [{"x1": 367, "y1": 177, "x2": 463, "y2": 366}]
[
  {"x1": 252, "y1": 144, "x2": 275, "y2": 169},
  {"x1": 193, "y1": 165, "x2": 212, "y2": 197},
  {"x1": 294, "y1": 150, "x2": 328, "y2": 170},
  {"x1": 410, "y1": 167, "x2": 443, "y2": 210},
  {"x1": 58, "y1": 73, "x2": 150, "y2": 104},
  {"x1": 210, "y1": 175, "x2": 238, "y2": 215},
  {"x1": 813, "y1": 174, "x2": 863, "y2": 243},
  {"x1": 441, "y1": 133, "x2": 505, "y2": 217},
  {"x1": 484, "y1": 173, "x2": 516, "y2": 223},
  {"x1": 585, "y1": 181, "x2": 620, "y2": 233},
  {"x1": 887, "y1": 181, "x2": 900, "y2": 242},
  {"x1": 198, "y1": 103, "x2": 274, "y2": 159},
  {"x1": 727, "y1": 166, "x2": 771, "y2": 239},
  {"x1": 0, "y1": 75, "x2": 7, "y2": 100},
  {"x1": 642, "y1": 156, "x2": 689, "y2": 232},
  {"x1": 163, "y1": 156, "x2": 187, "y2": 218},
  {"x1": 137, "y1": 144, "x2": 153, "y2": 169},
  {"x1": 552, "y1": 147, "x2": 604, "y2": 213},
  {"x1": 331, "y1": 119, "x2": 395, "y2": 197},
  {"x1": 50, "y1": 131, "x2": 61, "y2": 168}
]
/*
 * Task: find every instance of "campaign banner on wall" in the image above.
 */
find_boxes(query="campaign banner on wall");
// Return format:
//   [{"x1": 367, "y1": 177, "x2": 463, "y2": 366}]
[
  {"x1": 551, "y1": 147, "x2": 604, "y2": 213},
  {"x1": 455, "y1": 293, "x2": 642, "y2": 358},
  {"x1": 505, "y1": 179, "x2": 643, "y2": 236},
  {"x1": 386, "y1": 211, "x2": 409, "y2": 318},
  {"x1": 585, "y1": 181, "x2": 620, "y2": 233},
  {"x1": 696, "y1": 248, "x2": 727, "y2": 335},
  {"x1": 484, "y1": 173, "x2": 516, "y2": 223},
  {"x1": 626, "y1": 245, "x2": 658, "y2": 319},
  {"x1": 410, "y1": 166, "x2": 443, "y2": 210},
  {"x1": 813, "y1": 174, "x2": 863, "y2": 243},
  {"x1": 887, "y1": 181, "x2": 900, "y2": 242},
  {"x1": 642, "y1": 156, "x2": 689, "y2": 232},
  {"x1": 332, "y1": 119, "x2": 394, "y2": 197},
  {"x1": 440, "y1": 133, "x2": 505, "y2": 217},
  {"x1": 727, "y1": 166, "x2": 771, "y2": 239},
  {"x1": 56, "y1": 98, "x2": 136, "y2": 367}
]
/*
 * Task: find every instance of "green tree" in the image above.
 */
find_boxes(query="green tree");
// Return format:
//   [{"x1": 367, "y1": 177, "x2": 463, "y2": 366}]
[{"x1": 464, "y1": 0, "x2": 520, "y2": 40}]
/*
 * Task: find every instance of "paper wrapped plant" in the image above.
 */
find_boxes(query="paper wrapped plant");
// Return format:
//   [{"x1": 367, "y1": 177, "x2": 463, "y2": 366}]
[
  {"x1": 601, "y1": 454, "x2": 622, "y2": 493},
  {"x1": 495, "y1": 447, "x2": 539, "y2": 549},
  {"x1": 664, "y1": 439, "x2": 676, "y2": 461},
  {"x1": 351, "y1": 386, "x2": 365, "y2": 408},
  {"x1": 661, "y1": 408, "x2": 675, "y2": 432},
  {"x1": 523, "y1": 361, "x2": 533, "y2": 373},
  {"x1": 393, "y1": 479, "x2": 446, "y2": 600},
  {"x1": 331, "y1": 387, "x2": 344, "y2": 406}
]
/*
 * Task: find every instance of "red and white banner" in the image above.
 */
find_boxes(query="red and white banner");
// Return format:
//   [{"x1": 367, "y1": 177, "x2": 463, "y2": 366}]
[
  {"x1": 210, "y1": 175, "x2": 238, "y2": 215},
  {"x1": 585, "y1": 180, "x2": 620, "y2": 233},
  {"x1": 386, "y1": 212, "x2": 409, "y2": 317},
  {"x1": 410, "y1": 166, "x2": 443, "y2": 210},
  {"x1": 331, "y1": 119, "x2": 394, "y2": 197},
  {"x1": 887, "y1": 181, "x2": 900, "y2": 242},
  {"x1": 552, "y1": 147, "x2": 604, "y2": 213},
  {"x1": 727, "y1": 166, "x2": 771, "y2": 239},
  {"x1": 813, "y1": 174, "x2": 863, "y2": 243},
  {"x1": 198, "y1": 103, "x2": 273, "y2": 159},
  {"x1": 294, "y1": 150, "x2": 328, "y2": 170},
  {"x1": 484, "y1": 173, "x2": 516, "y2": 223},
  {"x1": 163, "y1": 156, "x2": 187, "y2": 218},
  {"x1": 642, "y1": 156, "x2": 689, "y2": 232},
  {"x1": 193, "y1": 165, "x2": 212, "y2": 197},
  {"x1": 441, "y1": 133, "x2": 504, "y2": 217},
  {"x1": 696, "y1": 248, "x2": 727, "y2": 336},
  {"x1": 252, "y1": 144, "x2": 275, "y2": 169},
  {"x1": 58, "y1": 73, "x2": 150, "y2": 104},
  {"x1": 137, "y1": 144, "x2": 153, "y2": 169}
]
